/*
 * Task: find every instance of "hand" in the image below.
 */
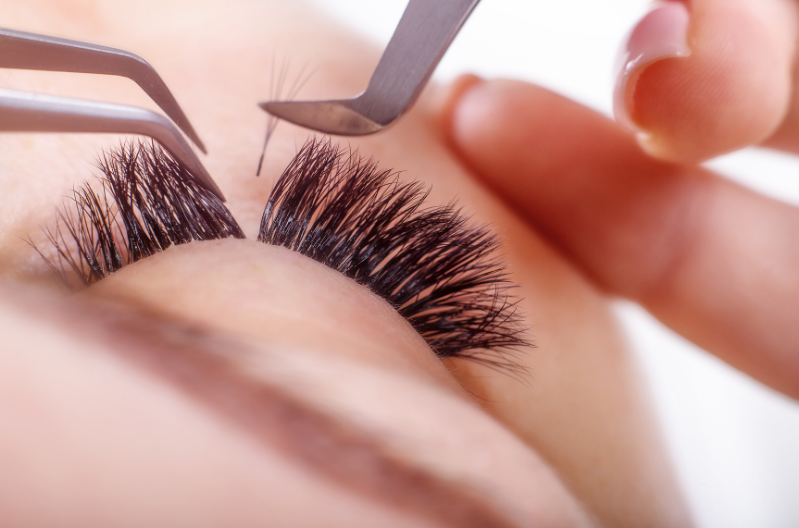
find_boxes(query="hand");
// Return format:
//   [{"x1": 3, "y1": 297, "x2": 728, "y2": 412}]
[
  {"x1": 440, "y1": 74, "x2": 799, "y2": 400},
  {"x1": 613, "y1": 0, "x2": 799, "y2": 163}
]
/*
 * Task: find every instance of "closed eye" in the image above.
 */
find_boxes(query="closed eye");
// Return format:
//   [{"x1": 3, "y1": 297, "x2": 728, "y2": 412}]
[{"x1": 35, "y1": 137, "x2": 531, "y2": 370}]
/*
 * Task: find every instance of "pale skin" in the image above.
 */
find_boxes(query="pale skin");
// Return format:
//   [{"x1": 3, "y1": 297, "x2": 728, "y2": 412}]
[{"x1": 1, "y1": 0, "x2": 796, "y2": 527}]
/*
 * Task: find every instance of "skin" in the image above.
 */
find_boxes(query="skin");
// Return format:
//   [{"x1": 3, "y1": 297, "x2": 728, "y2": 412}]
[
  {"x1": 621, "y1": 0, "x2": 799, "y2": 163},
  {"x1": 0, "y1": 0, "x2": 742, "y2": 526},
  {"x1": 444, "y1": 75, "x2": 799, "y2": 401}
]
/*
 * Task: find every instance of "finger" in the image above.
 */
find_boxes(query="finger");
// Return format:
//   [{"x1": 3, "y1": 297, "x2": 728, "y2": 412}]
[
  {"x1": 762, "y1": 60, "x2": 799, "y2": 153},
  {"x1": 443, "y1": 76, "x2": 799, "y2": 399},
  {"x1": 615, "y1": 0, "x2": 798, "y2": 163}
]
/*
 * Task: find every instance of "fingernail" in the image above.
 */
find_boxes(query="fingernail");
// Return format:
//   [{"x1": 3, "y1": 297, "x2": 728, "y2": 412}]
[{"x1": 613, "y1": 2, "x2": 691, "y2": 131}]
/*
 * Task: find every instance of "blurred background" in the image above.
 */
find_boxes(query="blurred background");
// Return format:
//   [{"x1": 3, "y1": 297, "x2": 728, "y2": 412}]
[{"x1": 307, "y1": 1, "x2": 799, "y2": 526}]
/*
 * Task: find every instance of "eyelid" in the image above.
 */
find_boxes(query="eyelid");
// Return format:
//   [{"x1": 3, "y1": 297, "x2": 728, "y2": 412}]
[
  {"x1": 36, "y1": 136, "x2": 529, "y2": 371},
  {"x1": 34, "y1": 140, "x2": 242, "y2": 287},
  {"x1": 258, "y1": 137, "x2": 530, "y2": 369}
]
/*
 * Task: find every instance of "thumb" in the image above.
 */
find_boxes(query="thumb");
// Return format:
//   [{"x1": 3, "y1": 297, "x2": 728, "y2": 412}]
[{"x1": 614, "y1": 0, "x2": 798, "y2": 163}]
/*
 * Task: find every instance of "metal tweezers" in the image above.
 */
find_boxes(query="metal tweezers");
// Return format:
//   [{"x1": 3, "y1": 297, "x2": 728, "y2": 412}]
[
  {"x1": 0, "y1": 29, "x2": 223, "y2": 199},
  {"x1": 261, "y1": 0, "x2": 481, "y2": 136}
]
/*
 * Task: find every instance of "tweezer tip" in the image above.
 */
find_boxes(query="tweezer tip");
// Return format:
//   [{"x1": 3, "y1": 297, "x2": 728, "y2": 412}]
[
  {"x1": 194, "y1": 137, "x2": 208, "y2": 155},
  {"x1": 259, "y1": 100, "x2": 383, "y2": 136},
  {"x1": 195, "y1": 168, "x2": 225, "y2": 201}
]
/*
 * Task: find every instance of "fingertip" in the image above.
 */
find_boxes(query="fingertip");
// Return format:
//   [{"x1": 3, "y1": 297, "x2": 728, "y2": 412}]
[
  {"x1": 613, "y1": 2, "x2": 692, "y2": 133},
  {"x1": 618, "y1": 1, "x2": 795, "y2": 163},
  {"x1": 443, "y1": 77, "x2": 559, "y2": 165},
  {"x1": 443, "y1": 77, "x2": 630, "y2": 177},
  {"x1": 440, "y1": 76, "x2": 521, "y2": 179},
  {"x1": 438, "y1": 74, "x2": 494, "y2": 149},
  {"x1": 436, "y1": 73, "x2": 484, "y2": 126}
]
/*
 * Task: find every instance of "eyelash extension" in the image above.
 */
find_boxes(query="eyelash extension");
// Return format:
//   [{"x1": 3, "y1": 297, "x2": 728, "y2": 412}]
[
  {"x1": 34, "y1": 136, "x2": 528, "y2": 370},
  {"x1": 37, "y1": 140, "x2": 244, "y2": 287},
  {"x1": 258, "y1": 137, "x2": 530, "y2": 370},
  {"x1": 255, "y1": 57, "x2": 315, "y2": 176}
]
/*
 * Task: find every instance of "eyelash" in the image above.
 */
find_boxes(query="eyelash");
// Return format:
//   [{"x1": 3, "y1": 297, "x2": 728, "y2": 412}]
[
  {"x1": 37, "y1": 138, "x2": 529, "y2": 369},
  {"x1": 260, "y1": 138, "x2": 529, "y2": 368},
  {"x1": 36, "y1": 140, "x2": 244, "y2": 287}
]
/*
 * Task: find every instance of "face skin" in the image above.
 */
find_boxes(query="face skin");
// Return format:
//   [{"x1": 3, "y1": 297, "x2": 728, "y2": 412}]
[{"x1": 0, "y1": 1, "x2": 693, "y2": 527}]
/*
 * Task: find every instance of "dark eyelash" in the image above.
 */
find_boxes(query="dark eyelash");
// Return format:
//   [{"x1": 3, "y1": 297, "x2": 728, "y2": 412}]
[
  {"x1": 36, "y1": 140, "x2": 244, "y2": 287},
  {"x1": 258, "y1": 137, "x2": 530, "y2": 370},
  {"x1": 256, "y1": 58, "x2": 314, "y2": 176},
  {"x1": 36, "y1": 138, "x2": 529, "y2": 370}
]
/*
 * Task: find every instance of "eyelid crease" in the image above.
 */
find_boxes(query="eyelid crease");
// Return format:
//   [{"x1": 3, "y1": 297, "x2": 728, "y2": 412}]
[{"x1": 258, "y1": 137, "x2": 532, "y2": 372}]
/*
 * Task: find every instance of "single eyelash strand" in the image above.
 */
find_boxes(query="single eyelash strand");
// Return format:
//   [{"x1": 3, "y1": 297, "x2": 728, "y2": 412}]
[
  {"x1": 256, "y1": 57, "x2": 315, "y2": 176},
  {"x1": 39, "y1": 140, "x2": 244, "y2": 287},
  {"x1": 258, "y1": 137, "x2": 530, "y2": 369}
]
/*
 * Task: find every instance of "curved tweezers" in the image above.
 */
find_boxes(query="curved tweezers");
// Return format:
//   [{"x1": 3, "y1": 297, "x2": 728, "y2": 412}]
[
  {"x1": 0, "y1": 88, "x2": 223, "y2": 200},
  {"x1": 0, "y1": 28, "x2": 206, "y2": 153},
  {"x1": 260, "y1": 0, "x2": 481, "y2": 136}
]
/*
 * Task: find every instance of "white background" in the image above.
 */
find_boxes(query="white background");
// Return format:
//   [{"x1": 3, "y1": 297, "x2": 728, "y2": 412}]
[{"x1": 308, "y1": 1, "x2": 799, "y2": 526}]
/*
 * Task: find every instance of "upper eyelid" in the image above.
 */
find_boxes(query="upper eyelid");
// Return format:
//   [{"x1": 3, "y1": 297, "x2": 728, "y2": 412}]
[
  {"x1": 33, "y1": 140, "x2": 243, "y2": 287},
  {"x1": 35, "y1": 136, "x2": 530, "y2": 370},
  {"x1": 259, "y1": 137, "x2": 530, "y2": 369}
]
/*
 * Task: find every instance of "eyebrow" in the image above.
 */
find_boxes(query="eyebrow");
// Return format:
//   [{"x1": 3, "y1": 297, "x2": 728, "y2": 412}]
[{"x1": 15, "y1": 288, "x2": 518, "y2": 528}]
